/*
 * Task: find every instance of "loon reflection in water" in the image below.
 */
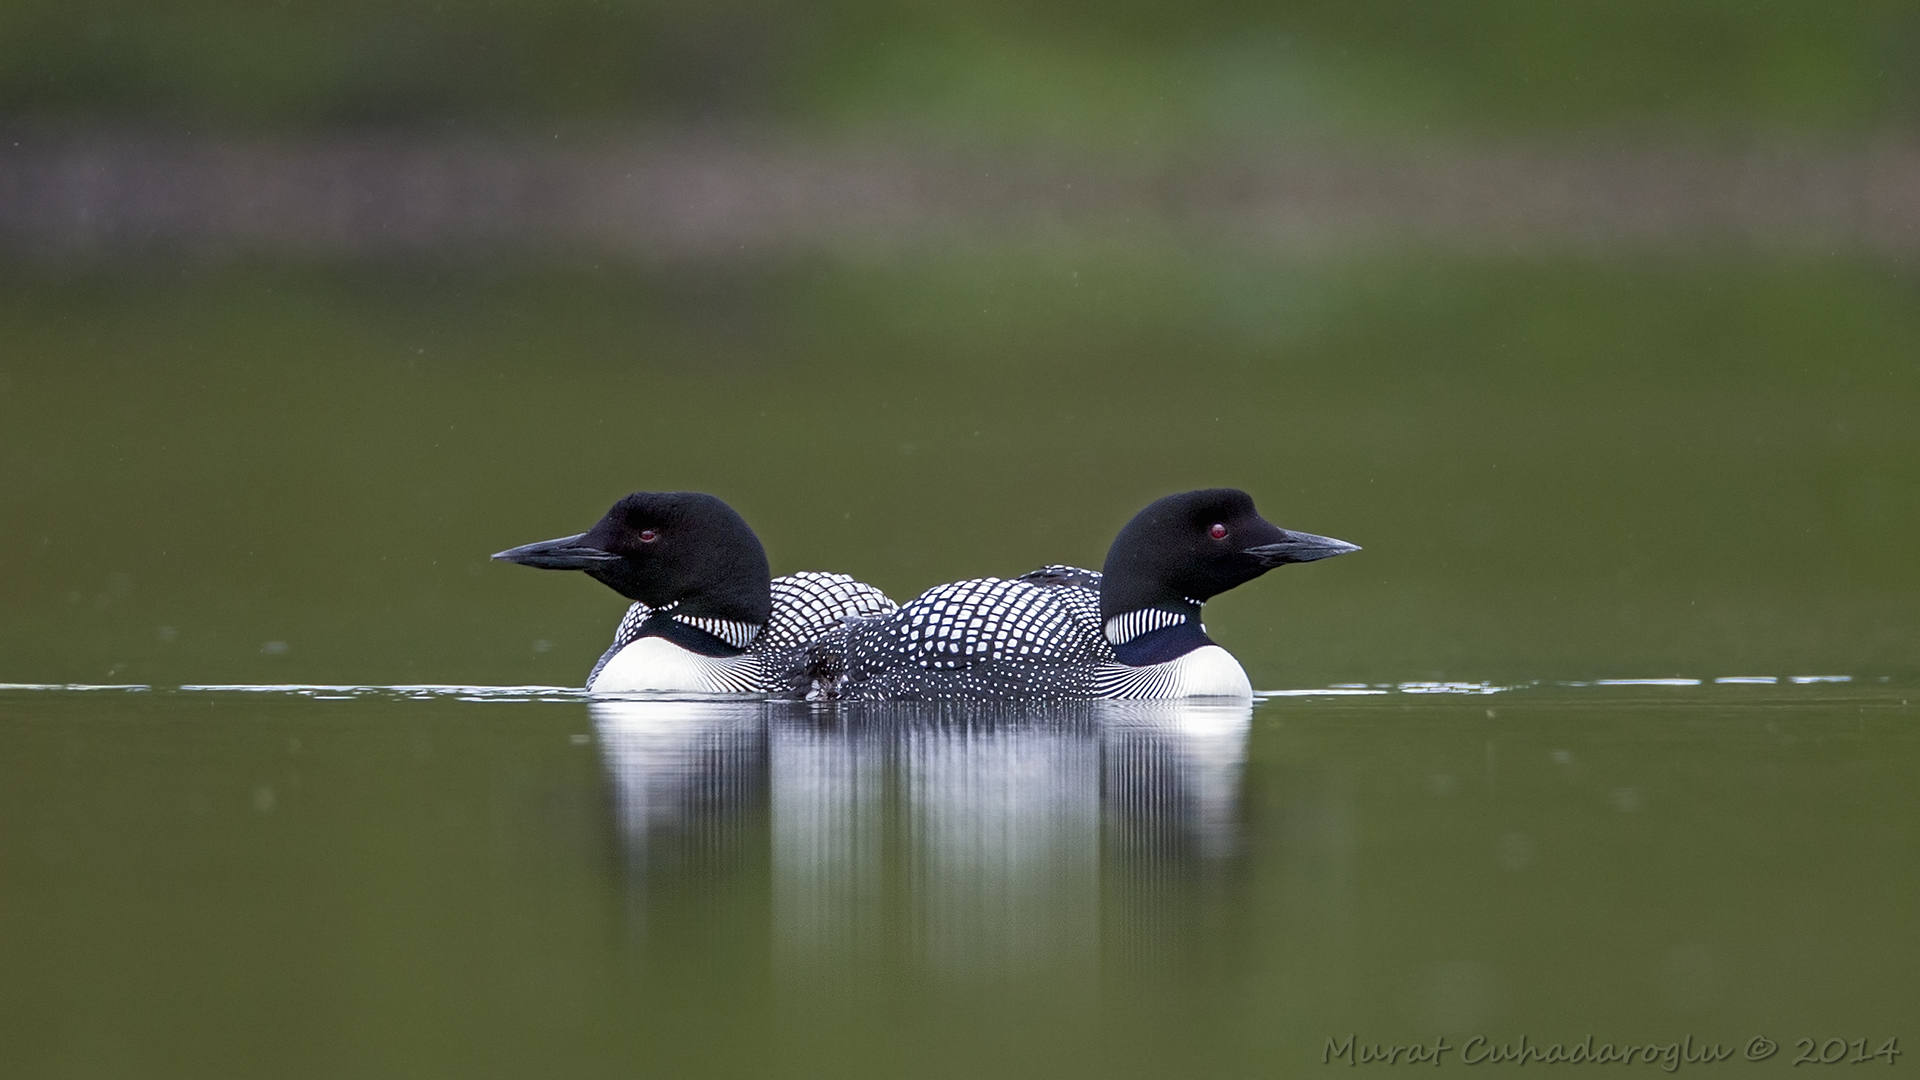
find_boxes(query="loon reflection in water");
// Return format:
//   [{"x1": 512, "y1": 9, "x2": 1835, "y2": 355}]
[{"x1": 590, "y1": 699, "x2": 1251, "y2": 976}]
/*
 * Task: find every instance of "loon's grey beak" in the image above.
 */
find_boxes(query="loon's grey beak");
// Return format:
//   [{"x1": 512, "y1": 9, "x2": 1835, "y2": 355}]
[
  {"x1": 492, "y1": 533, "x2": 623, "y2": 570},
  {"x1": 1243, "y1": 530, "x2": 1361, "y2": 567}
]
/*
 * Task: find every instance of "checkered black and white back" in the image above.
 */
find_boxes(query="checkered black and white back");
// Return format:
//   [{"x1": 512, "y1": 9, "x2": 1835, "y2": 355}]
[
  {"x1": 588, "y1": 571, "x2": 897, "y2": 692},
  {"x1": 762, "y1": 571, "x2": 898, "y2": 652},
  {"x1": 790, "y1": 571, "x2": 1117, "y2": 700},
  {"x1": 786, "y1": 564, "x2": 1247, "y2": 701}
]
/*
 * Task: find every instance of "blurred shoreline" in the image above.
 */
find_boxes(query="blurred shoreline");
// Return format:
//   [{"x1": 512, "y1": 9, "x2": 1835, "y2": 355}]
[{"x1": 5, "y1": 129, "x2": 1919, "y2": 261}]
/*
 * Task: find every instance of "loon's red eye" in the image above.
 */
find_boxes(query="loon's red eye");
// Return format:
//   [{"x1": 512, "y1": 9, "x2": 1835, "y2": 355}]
[
  {"x1": 1209, "y1": 523, "x2": 1228, "y2": 540},
  {"x1": 638, "y1": 529, "x2": 658, "y2": 543}
]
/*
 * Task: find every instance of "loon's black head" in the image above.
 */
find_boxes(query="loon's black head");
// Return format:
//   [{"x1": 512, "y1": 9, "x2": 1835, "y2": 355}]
[
  {"x1": 492, "y1": 491, "x2": 774, "y2": 625},
  {"x1": 1099, "y1": 488, "x2": 1359, "y2": 620}
]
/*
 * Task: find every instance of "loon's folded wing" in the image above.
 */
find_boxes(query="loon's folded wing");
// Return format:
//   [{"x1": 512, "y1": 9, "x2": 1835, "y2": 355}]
[
  {"x1": 759, "y1": 571, "x2": 897, "y2": 652},
  {"x1": 880, "y1": 577, "x2": 1109, "y2": 669},
  {"x1": 1015, "y1": 564, "x2": 1102, "y2": 634},
  {"x1": 1016, "y1": 564, "x2": 1102, "y2": 590},
  {"x1": 789, "y1": 576, "x2": 1113, "y2": 700}
]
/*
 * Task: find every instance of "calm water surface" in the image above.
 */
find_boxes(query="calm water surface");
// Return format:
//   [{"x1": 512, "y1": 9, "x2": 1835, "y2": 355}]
[
  {"x1": 4, "y1": 259, "x2": 1917, "y2": 689},
  {"x1": 3, "y1": 253, "x2": 1917, "y2": 1076},
  {"x1": 2, "y1": 682, "x2": 1913, "y2": 1079}
]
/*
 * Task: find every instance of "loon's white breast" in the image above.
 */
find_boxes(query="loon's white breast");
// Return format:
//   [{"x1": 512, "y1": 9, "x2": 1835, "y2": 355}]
[
  {"x1": 587, "y1": 636, "x2": 766, "y2": 695},
  {"x1": 1095, "y1": 644, "x2": 1253, "y2": 700}
]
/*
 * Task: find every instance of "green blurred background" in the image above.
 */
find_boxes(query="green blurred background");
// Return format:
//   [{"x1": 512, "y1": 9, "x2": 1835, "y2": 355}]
[
  {"x1": 3, "y1": 10, "x2": 1919, "y2": 1079},
  {"x1": 2, "y1": 0, "x2": 1917, "y2": 689},
  {"x1": 3, "y1": 0, "x2": 1917, "y2": 133}
]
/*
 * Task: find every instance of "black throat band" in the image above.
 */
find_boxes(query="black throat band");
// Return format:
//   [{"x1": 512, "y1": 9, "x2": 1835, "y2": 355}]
[
  {"x1": 636, "y1": 615, "x2": 751, "y2": 658},
  {"x1": 1111, "y1": 620, "x2": 1213, "y2": 666}
]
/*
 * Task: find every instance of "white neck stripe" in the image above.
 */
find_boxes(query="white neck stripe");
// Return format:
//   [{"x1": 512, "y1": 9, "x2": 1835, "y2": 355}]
[
  {"x1": 1103, "y1": 607, "x2": 1191, "y2": 647},
  {"x1": 670, "y1": 614, "x2": 762, "y2": 650}
]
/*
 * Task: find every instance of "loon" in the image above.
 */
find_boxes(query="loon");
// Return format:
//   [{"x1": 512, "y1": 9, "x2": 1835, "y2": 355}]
[
  {"x1": 494, "y1": 492, "x2": 895, "y2": 694},
  {"x1": 788, "y1": 489, "x2": 1357, "y2": 701}
]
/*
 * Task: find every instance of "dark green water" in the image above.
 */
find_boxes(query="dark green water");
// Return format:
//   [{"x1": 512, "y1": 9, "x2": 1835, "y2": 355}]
[
  {"x1": 1, "y1": 684, "x2": 1913, "y2": 1078},
  {"x1": 3, "y1": 257, "x2": 1917, "y2": 689},
  {"x1": 2, "y1": 253, "x2": 1917, "y2": 1076}
]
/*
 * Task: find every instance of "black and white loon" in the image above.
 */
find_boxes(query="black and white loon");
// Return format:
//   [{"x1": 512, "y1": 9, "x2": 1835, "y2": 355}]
[
  {"x1": 494, "y1": 492, "x2": 895, "y2": 694},
  {"x1": 788, "y1": 489, "x2": 1357, "y2": 701}
]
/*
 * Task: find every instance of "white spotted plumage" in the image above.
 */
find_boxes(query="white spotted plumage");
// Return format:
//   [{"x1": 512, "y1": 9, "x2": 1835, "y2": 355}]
[
  {"x1": 795, "y1": 574, "x2": 1106, "y2": 700},
  {"x1": 789, "y1": 565, "x2": 1254, "y2": 702},
  {"x1": 770, "y1": 489, "x2": 1359, "y2": 701},
  {"x1": 762, "y1": 572, "x2": 898, "y2": 652},
  {"x1": 590, "y1": 571, "x2": 895, "y2": 694}
]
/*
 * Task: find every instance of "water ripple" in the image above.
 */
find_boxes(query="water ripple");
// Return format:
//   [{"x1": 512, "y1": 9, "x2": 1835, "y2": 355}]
[{"x1": 0, "y1": 675, "x2": 1873, "y2": 700}]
